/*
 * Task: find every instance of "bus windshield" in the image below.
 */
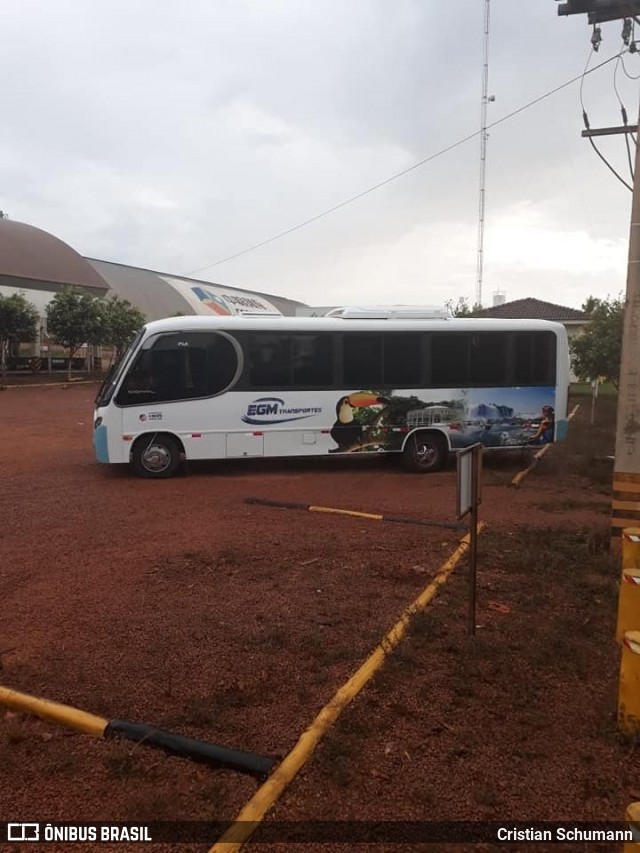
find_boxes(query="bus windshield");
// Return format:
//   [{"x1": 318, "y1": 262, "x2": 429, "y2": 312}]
[{"x1": 95, "y1": 328, "x2": 145, "y2": 407}]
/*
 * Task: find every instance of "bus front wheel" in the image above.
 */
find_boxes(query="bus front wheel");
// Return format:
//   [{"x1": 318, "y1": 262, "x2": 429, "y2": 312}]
[
  {"x1": 132, "y1": 434, "x2": 182, "y2": 479},
  {"x1": 402, "y1": 432, "x2": 447, "y2": 473}
]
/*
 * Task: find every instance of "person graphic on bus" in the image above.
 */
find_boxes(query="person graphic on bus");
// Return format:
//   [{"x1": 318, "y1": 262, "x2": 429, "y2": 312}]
[{"x1": 528, "y1": 405, "x2": 555, "y2": 445}]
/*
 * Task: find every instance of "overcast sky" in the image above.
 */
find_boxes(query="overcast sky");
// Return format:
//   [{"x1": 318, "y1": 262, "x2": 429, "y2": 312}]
[{"x1": 1, "y1": 1, "x2": 638, "y2": 309}]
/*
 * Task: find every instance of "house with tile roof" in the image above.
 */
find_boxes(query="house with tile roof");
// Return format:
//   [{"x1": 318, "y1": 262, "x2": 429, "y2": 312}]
[{"x1": 481, "y1": 297, "x2": 587, "y2": 381}]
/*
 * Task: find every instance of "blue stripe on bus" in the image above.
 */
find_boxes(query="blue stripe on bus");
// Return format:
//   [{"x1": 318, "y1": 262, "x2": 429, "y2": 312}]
[{"x1": 94, "y1": 425, "x2": 109, "y2": 463}]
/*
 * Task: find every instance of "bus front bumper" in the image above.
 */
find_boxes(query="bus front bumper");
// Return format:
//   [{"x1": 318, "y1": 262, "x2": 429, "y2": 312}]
[{"x1": 94, "y1": 424, "x2": 109, "y2": 463}]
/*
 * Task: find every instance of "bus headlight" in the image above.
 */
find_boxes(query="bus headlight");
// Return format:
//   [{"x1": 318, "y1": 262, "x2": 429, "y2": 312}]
[{"x1": 94, "y1": 417, "x2": 103, "y2": 429}]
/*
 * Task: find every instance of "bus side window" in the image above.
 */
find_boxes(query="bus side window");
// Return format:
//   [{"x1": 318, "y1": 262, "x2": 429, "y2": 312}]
[
  {"x1": 384, "y1": 333, "x2": 422, "y2": 386},
  {"x1": 115, "y1": 332, "x2": 239, "y2": 404},
  {"x1": 206, "y1": 335, "x2": 239, "y2": 392},
  {"x1": 532, "y1": 333, "x2": 556, "y2": 384},
  {"x1": 514, "y1": 333, "x2": 556, "y2": 386},
  {"x1": 292, "y1": 335, "x2": 333, "y2": 386},
  {"x1": 431, "y1": 334, "x2": 470, "y2": 386},
  {"x1": 248, "y1": 334, "x2": 290, "y2": 386},
  {"x1": 470, "y1": 333, "x2": 507, "y2": 385},
  {"x1": 343, "y1": 334, "x2": 383, "y2": 387},
  {"x1": 152, "y1": 348, "x2": 187, "y2": 399}
]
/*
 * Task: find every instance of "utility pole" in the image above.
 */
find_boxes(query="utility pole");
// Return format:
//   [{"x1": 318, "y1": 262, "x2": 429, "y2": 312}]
[
  {"x1": 557, "y1": 6, "x2": 640, "y2": 773},
  {"x1": 476, "y1": 0, "x2": 492, "y2": 309},
  {"x1": 612, "y1": 102, "x2": 640, "y2": 541},
  {"x1": 556, "y1": 1, "x2": 640, "y2": 543}
]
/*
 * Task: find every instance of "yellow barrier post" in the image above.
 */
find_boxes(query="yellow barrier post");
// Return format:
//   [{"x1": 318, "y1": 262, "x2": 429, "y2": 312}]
[
  {"x1": 624, "y1": 802, "x2": 640, "y2": 852},
  {"x1": 623, "y1": 528, "x2": 640, "y2": 570},
  {"x1": 617, "y1": 569, "x2": 640, "y2": 644},
  {"x1": 619, "y1": 631, "x2": 640, "y2": 736},
  {"x1": 0, "y1": 685, "x2": 108, "y2": 737}
]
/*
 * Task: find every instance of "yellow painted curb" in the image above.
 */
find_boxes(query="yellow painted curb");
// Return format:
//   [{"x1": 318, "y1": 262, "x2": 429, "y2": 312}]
[
  {"x1": 624, "y1": 801, "x2": 640, "y2": 851},
  {"x1": 511, "y1": 404, "x2": 580, "y2": 488},
  {"x1": 623, "y1": 528, "x2": 640, "y2": 570},
  {"x1": 619, "y1": 630, "x2": 640, "y2": 736},
  {"x1": 0, "y1": 685, "x2": 108, "y2": 737},
  {"x1": 617, "y1": 569, "x2": 640, "y2": 644},
  {"x1": 308, "y1": 506, "x2": 383, "y2": 521},
  {"x1": 209, "y1": 524, "x2": 485, "y2": 853}
]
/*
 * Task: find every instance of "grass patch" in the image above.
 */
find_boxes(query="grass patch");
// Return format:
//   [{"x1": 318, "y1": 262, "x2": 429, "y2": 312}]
[
  {"x1": 42, "y1": 754, "x2": 79, "y2": 777},
  {"x1": 570, "y1": 382, "x2": 617, "y2": 397},
  {"x1": 475, "y1": 782, "x2": 500, "y2": 808},
  {"x1": 104, "y1": 742, "x2": 140, "y2": 778},
  {"x1": 151, "y1": 545, "x2": 253, "y2": 580},
  {"x1": 316, "y1": 717, "x2": 367, "y2": 788},
  {"x1": 125, "y1": 792, "x2": 177, "y2": 821},
  {"x1": 163, "y1": 678, "x2": 275, "y2": 729},
  {"x1": 533, "y1": 498, "x2": 611, "y2": 514},
  {"x1": 545, "y1": 394, "x2": 617, "y2": 491}
]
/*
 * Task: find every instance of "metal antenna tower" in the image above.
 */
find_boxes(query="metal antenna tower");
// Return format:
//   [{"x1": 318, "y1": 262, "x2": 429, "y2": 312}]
[{"x1": 476, "y1": 0, "x2": 492, "y2": 308}]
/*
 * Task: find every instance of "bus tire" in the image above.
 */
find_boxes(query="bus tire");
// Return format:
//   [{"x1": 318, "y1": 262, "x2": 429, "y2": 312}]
[
  {"x1": 401, "y1": 431, "x2": 447, "y2": 473},
  {"x1": 132, "y1": 434, "x2": 182, "y2": 479}
]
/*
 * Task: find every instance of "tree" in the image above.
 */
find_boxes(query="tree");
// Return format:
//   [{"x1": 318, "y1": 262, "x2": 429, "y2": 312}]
[
  {"x1": 46, "y1": 287, "x2": 103, "y2": 380},
  {"x1": 570, "y1": 295, "x2": 624, "y2": 388},
  {"x1": 0, "y1": 292, "x2": 39, "y2": 378},
  {"x1": 100, "y1": 296, "x2": 145, "y2": 359},
  {"x1": 445, "y1": 297, "x2": 485, "y2": 317}
]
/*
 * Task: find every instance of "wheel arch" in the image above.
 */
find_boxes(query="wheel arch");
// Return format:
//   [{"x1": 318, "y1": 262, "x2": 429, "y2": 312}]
[
  {"x1": 400, "y1": 427, "x2": 452, "y2": 454},
  {"x1": 130, "y1": 431, "x2": 186, "y2": 462}
]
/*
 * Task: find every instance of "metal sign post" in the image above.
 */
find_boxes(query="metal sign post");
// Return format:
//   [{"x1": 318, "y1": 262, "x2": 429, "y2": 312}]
[{"x1": 457, "y1": 443, "x2": 483, "y2": 636}]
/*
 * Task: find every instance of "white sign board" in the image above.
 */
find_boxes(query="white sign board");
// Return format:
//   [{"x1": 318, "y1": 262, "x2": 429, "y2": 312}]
[
  {"x1": 456, "y1": 443, "x2": 482, "y2": 520},
  {"x1": 457, "y1": 450, "x2": 473, "y2": 519},
  {"x1": 161, "y1": 276, "x2": 282, "y2": 317}
]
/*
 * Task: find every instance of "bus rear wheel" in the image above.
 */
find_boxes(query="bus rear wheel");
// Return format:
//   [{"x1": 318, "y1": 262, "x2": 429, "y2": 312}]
[
  {"x1": 402, "y1": 431, "x2": 447, "y2": 473},
  {"x1": 132, "y1": 434, "x2": 182, "y2": 479}
]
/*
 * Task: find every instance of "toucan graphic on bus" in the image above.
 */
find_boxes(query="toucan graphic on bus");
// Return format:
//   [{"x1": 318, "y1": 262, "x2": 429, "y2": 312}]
[{"x1": 329, "y1": 392, "x2": 388, "y2": 453}]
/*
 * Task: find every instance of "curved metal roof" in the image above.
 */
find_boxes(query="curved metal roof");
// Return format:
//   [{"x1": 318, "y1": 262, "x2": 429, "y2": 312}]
[
  {"x1": 0, "y1": 219, "x2": 308, "y2": 319},
  {"x1": 86, "y1": 258, "x2": 307, "y2": 320},
  {"x1": 0, "y1": 219, "x2": 109, "y2": 292}
]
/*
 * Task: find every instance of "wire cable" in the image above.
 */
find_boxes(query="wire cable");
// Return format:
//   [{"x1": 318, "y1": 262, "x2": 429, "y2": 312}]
[
  {"x1": 185, "y1": 51, "x2": 624, "y2": 276},
  {"x1": 587, "y1": 136, "x2": 633, "y2": 190},
  {"x1": 581, "y1": 46, "x2": 633, "y2": 192},
  {"x1": 580, "y1": 47, "x2": 594, "y2": 115},
  {"x1": 621, "y1": 50, "x2": 640, "y2": 78},
  {"x1": 613, "y1": 52, "x2": 626, "y2": 109},
  {"x1": 624, "y1": 122, "x2": 635, "y2": 182},
  {"x1": 612, "y1": 52, "x2": 635, "y2": 181}
]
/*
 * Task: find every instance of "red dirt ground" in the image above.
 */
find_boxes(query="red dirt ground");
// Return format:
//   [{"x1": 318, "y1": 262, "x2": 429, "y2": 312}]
[{"x1": 0, "y1": 386, "x2": 628, "y2": 852}]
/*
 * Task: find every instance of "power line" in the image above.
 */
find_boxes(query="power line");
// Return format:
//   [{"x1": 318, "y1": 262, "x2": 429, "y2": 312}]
[
  {"x1": 614, "y1": 50, "x2": 638, "y2": 144},
  {"x1": 621, "y1": 51, "x2": 640, "y2": 78},
  {"x1": 586, "y1": 133, "x2": 633, "y2": 189},
  {"x1": 613, "y1": 53, "x2": 636, "y2": 181},
  {"x1": 185, "y1": 51, "x2": 623, "y2": 276},
  {"x1": 579, "y1": 46, "x2": 594, "y2": 113},
  {"x1": 580, "y1": 45, "x2": 633, "y2": 191}
]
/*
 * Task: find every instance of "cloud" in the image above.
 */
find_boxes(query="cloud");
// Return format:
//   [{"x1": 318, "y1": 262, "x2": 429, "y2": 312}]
[
  {"x1": 0, "y1": 0, "x2": 637, "y2": 311},
  {"x1": 486, "y1": 202, "x2": 627, "y2": 275}
]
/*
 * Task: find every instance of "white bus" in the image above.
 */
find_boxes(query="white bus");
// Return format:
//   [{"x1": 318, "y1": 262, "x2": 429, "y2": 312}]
[{"x1": 93, "y1": 314, "x2": 570, "y2": 478}]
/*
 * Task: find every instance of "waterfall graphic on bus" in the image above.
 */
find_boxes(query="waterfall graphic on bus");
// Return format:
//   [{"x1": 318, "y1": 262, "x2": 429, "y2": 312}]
[{"x1": 327, "y1": 387, "x2": 556, "y2": 454}]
